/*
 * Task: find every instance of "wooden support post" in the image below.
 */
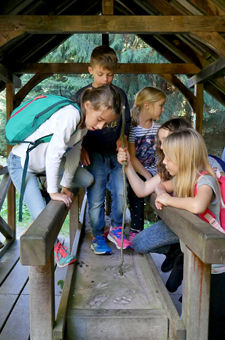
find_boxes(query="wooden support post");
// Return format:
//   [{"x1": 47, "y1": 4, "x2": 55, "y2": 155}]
[
  {"x1": 6, "y1": 83, "x2": 16, "y2": 236},
  {"x1": 182, "y1": 243, "x2": 211, "y2": 340},
  {"x1": 102, "y1": 0, "x2": 114, "y2": 46},
  {"x1": 102, "y1": 34, "x2": 109, "y2": 46},
  {"x1": 194, "y1": 83, "x2": 203, "y2": 134},
  {"x1": 29, "y1": 252, "x2": 55, "y2": 340}
]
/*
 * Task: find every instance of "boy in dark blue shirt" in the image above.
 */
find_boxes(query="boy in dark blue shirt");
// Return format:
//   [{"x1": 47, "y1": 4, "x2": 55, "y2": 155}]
[{"x1": 74, "y1": 45, "x2": 131, "y2": 254}]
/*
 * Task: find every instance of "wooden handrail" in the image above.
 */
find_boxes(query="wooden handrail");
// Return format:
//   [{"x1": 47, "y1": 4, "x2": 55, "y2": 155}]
[
  {"x1": 20, "y1": 200, "x2": 68, "y2": 266},
  {"x1": 148, "y1": 193, "x2": 225, "y2": 340},
  {"x1": 19, "y1": 189, "x2": 82, "y2": 340},
  {"x1": 149, "y1": 193, "x2": 225, "y2": 264}
]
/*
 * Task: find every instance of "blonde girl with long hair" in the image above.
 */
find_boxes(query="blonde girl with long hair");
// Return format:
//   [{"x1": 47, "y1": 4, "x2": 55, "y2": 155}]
[
  {"x1": 155, "y1": 128, "x2": 223, "y2": 214},
  {"x1": 118, "y1": 119, "x2": 223, "y2": 271},
  {"x1": 154, "y1": 128, "x2": 225, "y2": 340},
  {"x1": 128, "y1": 86, "x2": 166, "y2": 243}
]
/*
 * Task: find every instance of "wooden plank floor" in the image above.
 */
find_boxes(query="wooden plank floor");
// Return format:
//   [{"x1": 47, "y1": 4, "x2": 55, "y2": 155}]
[
  {"x1": 66, "y1": 219, "x2": 184, "y2": 340},
  {"x1": 0, "y1": 237, "x2": 70, "y2": 340}
]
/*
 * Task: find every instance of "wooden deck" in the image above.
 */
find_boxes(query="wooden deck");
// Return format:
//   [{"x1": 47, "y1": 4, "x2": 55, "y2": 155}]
[
  {"x1": 66, "y1": 224, "x2": 185, "y2": 340},
  {"x1": 0, "y1": 228, "x2": 183, "y2": 340},
  {"x1": 0, "y1": 237, "x2": 70, "y2": 340}
]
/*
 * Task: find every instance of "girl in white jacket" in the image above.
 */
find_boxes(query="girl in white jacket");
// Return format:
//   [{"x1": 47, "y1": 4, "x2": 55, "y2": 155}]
[{"x1": 8, "y1": 84, "x2": 123, "y2": 267}]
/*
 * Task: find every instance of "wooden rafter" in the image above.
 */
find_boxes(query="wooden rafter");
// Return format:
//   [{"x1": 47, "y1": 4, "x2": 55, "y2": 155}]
[
  {"x1": 158, "y1": 73, "x2": 196, "y2": 110},
  {"x1": 188, "y1": 57, "x2": 225, "y2": 88},
  {"x1": 11, "y1": 63, "x2": 200, "y2": 74},
  {"x1": 187, "y1": 0, "x2": 225, "y2": 16},
  {"x1": 0, "y1": 31, "x2": 24, "y2": 47},
  {"x1": 102, "y1": 0, "x2": 113, "y2": 45},
  {"x1": 14, "y1": 73, "x2": 52, "y2": 106},
  {"x1": 0, "y1": 16, "x2": 225, "y2": 33},
  {"x1": 102, "y1": 0, "x2": 114, "y2": 14},
  {"x1": 0, "y1": 64, "x2": 21, "y2": 87},
  {"x1": 191, "y1": 31, "x2": 225, "y2": 58}
]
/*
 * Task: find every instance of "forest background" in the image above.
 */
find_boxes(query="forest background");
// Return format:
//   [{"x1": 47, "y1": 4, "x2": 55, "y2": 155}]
[{"x1": 0, "y1": 33, "x2": 224, "y2": 230}]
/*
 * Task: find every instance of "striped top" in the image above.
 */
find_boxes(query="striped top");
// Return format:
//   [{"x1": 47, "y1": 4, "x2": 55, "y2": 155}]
[{"x1": 128, "y1": 122, "x2": 160, "y2": 176}]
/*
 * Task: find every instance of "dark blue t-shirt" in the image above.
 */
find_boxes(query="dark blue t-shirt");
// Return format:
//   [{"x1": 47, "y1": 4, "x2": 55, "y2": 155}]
[{"x1": 74, "y1": 83, "x2": 131, "y2": 155}]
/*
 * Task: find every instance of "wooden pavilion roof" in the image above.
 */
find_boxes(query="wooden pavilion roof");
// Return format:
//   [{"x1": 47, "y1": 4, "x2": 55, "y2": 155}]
[{"x1": 1, "y1": 0, "x2": 225, "y2": 109}]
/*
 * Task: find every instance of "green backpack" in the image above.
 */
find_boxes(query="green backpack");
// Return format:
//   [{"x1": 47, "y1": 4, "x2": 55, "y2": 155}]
[{"x1": 5, "y1": 94, "x2": 81, "y2": 221}]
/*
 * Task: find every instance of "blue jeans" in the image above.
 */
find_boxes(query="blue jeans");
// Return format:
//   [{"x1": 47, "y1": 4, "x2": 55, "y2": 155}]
[
  {"x1": 86, "y1": 152, "x2": 126, "y2": 237},
  {"x1": 132, "y1": 220, "x2": 179, "y2": 254},
  {"x1": 7, "y1": 152, "x2": 93, "y2": 220}
]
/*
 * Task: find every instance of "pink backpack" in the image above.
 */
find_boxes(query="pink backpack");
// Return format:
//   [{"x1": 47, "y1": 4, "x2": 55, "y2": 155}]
[{"x1": 194, "y1": 170, "x2": 225, "y2": 234}]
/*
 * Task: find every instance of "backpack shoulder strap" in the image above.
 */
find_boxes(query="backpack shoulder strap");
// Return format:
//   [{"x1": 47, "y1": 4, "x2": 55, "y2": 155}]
[{"x1": 194, "y1": 172, "x2": 225, "y2": 234}]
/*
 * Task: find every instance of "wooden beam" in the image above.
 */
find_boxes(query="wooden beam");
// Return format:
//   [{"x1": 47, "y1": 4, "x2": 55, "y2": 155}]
[
  {"x1": 190, "y1": 31, "x2": 225, "y2": 58},
  {"x1": 102, "y1": 34, "x2": 109, "y2": 45},
  {"x1": 188, "y1": 57, "x2": 225, "y2": 88},
  {"x1": 149, "y1": 193, "x2": 225, "y2": 264},
  {"x1": 0, "y1": 64, "x2": 21, "y2": 87},
  {"x1": 14, "y1": 73, "x2": 51, "y2": 107},
  {"x1": 102, "y1": 0, "x2": 114, "y2": 15},
  {"x1": 204, "y1": 81, "x2": 225, "y2": 106},
  {"x1": 0, "y1": 173, "x2": 11, "y2": 211},
  {"x1": 194, "y1": 83, "x2": 204, "y2": 134},
  {"x1": 0, "y1": 31, "x2": 24, "y2": 48},
  {"x1": 0, "y1": 216, "x2": 14, "y2": 239},
  {"x1": 20, "y1": 200, "x2": 68, "y2": 266},
  {"x1": 6, "y1": 83, "x2": 16, "y2": 237},
  {"x1": 159, "y1": 73, "x2": 196, "y2": 111},
  {"x1": 182, "y1": 243, "x2": 210, "y2": 340},
  {"x1": 1, "y1": 16, "x2": 225, "y2": 33},
  {"x1": 11, "y1": 63, "x2": 200, "y2": 74},
  {"x1": 187, "y1": 0, "x2": 225, "y2": 16}
]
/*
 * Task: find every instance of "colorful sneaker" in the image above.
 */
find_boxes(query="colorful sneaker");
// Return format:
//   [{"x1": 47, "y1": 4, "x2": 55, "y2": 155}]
[
  {"x1": 128, "y1": 231, "x2": 139, "y2": 244},
  {"x1": 54, "y1": 242, "x2": 76, "y2": 268},
  {"x1": 107, "y1": 226, "x2": 131, "y2": 250},
  {"x1": 91, "y1": 235, "x2": 112, "y2": 255}
]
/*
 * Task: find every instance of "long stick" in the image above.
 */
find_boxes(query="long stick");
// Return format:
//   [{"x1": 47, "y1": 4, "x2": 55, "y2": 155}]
[{"x1": 119, "y1": 106, "x2": 127, "y2": 276}]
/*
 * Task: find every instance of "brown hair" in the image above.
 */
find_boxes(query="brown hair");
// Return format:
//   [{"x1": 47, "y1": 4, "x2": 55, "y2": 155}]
[
  {"x1": 79, "y1": 84, "x2": 123, "y2": 128},
  {"x1": 90, "y1": 45, "x2": 118, "y2": 71},
  {"x1": 131, "y1": 87, "x2": 166, "y2": 126},
  {"x1": 157, "y1": 118, "x2": 192, "y2": 181}
]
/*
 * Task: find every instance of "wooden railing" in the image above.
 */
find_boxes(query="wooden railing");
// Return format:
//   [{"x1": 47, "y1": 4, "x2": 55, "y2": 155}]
[
  {"x1": 0, "y1": 166, "x2": 15, "y2": 257},
  {"x1": 19, "y1": 188, "x2": 225, "y2": 340},
  {"x1": 20, "y1": 188, "x2": 85, "y2": 340},
  {"x1": 149, "y1": 193, "x2": 225, "y2": 340}
]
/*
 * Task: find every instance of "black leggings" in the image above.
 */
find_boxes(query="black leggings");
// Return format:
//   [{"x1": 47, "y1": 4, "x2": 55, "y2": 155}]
[{"x1": 128, "y1": 173, "x2": 147, "y2": 232}]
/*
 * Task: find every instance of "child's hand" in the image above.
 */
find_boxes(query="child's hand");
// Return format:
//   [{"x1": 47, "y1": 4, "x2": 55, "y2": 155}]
[
  {"x1": 116, "y1": 136, "x2": 128, "y2": 151},
  {"x1": 155, "y1": 200, "x2": 163, "y2": 210},
  {"x1": 61, "y1": 187, "x2": 74, "y2": 201},
  {"x1": 155, "y1": 193, "x2": 171, "y2": 207},
  {"x1": 49, "y1": 192, "x2": 73, "y2": 209},
  {"x1": 117, "y1": 147, "x2": 130, "y2": 166}
]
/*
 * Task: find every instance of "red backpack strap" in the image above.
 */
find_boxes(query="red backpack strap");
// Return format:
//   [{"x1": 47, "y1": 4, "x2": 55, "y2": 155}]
[{"x1": 194, "y1": 172, "x2": 225, "y2": 234}]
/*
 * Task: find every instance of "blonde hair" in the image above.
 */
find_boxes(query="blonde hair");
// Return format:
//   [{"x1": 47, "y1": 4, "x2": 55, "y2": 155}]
[
  {"x1": 131, "y1": 87, "x2": 166, "y2": 126},
  {"x1": 90, "y1": 45, "x2": 118, "y2": 71},
  {"x1": 79, "y1": 84, "x2": 122, "y2": 128},
  {"x1": 163, "y1": 128, "x2": 221, "y2": 199},
  {"x1": 157, "y1": 118, "x2": 192, "y2": 181}
]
